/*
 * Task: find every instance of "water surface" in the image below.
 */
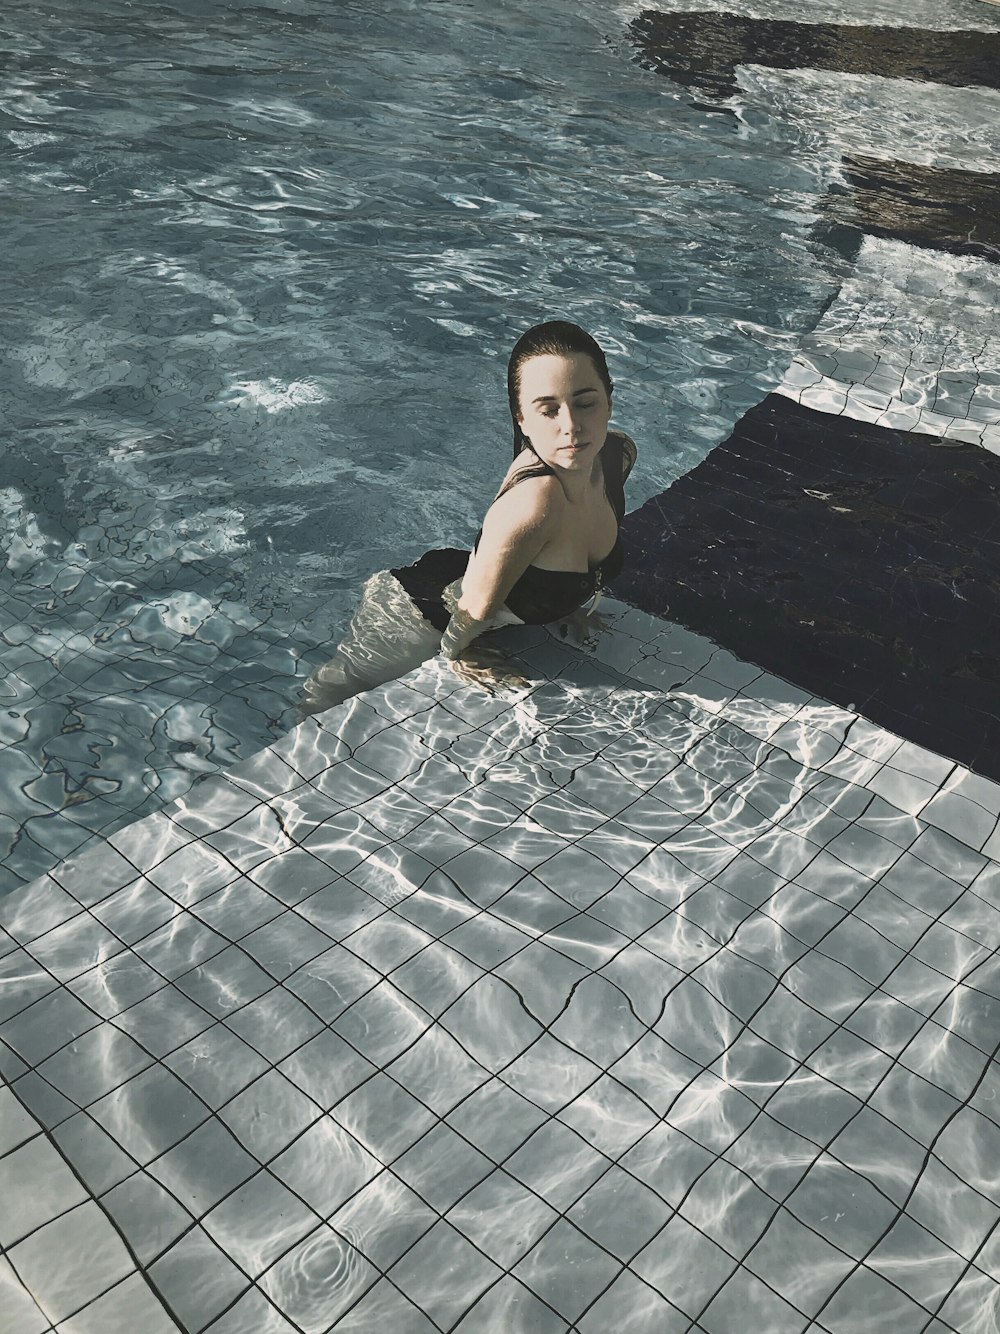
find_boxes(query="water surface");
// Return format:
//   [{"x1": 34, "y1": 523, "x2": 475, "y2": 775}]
[{"x1": 0, "y1": 0, "x2": 848, "y2": 894}]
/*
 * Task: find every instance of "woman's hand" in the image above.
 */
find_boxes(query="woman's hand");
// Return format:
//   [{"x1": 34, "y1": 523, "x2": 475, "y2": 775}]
[
  {"x1": 445, "y1": 643, "x2": 530, "y2": 695},
  {"x1": 558, "y1": 605, "x2": 608, "y2": 649},
  {"x1": 439, "y1": 605, "x2": 490, "y2": 660}
]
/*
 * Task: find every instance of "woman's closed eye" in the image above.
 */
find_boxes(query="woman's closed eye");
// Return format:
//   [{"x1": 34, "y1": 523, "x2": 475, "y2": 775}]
[{"x1": 540, "y1": 397, "x2": 598, "y2": 418}]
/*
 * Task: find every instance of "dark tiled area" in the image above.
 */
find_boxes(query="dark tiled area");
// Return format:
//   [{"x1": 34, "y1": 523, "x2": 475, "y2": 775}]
[
  {"x1": 819, "y1": 155, "x2": 1000, "y2": 264},
  {"x1": 629, "y1": 10, "x2": 1000, "y2": 100},
  {"x1": 616, "y1": 393, "x2": 1000, "y2": 780}
]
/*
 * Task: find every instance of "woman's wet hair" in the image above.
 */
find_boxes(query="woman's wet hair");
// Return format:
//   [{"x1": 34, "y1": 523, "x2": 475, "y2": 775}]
[{"x1": 506, "y1": 320, "x2": 614, "y2": 458}]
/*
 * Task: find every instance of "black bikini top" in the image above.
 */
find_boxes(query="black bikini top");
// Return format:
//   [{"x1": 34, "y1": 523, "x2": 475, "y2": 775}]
[
  {"x1": 496, "y1": 536, "x2": 624, "y2": 624},
  {"x1": 473, "y1": 433, "x2": 629, "y2": 625}
]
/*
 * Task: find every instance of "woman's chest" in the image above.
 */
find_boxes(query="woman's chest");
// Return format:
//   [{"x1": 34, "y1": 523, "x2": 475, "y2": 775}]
[{"x1": 532, "y1": 487, "x2": 619, "y2": 572}]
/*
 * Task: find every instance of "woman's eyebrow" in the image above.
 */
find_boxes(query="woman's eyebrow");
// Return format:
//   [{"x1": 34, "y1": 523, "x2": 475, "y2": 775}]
[{"x1": 530, "y1": 388, "x2": 599, "y2": 405}]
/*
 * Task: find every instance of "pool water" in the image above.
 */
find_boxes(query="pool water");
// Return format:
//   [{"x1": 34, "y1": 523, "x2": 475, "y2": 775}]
[
  {"x1": 2, "y1": 0, "x2": 1000, "y2": 1331},
  {"x1": 0, "y1": 0, "x2": 853, "y2": 897}
]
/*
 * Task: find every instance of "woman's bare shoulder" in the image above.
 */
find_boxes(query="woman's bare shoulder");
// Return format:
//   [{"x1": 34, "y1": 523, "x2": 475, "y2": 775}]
[
  {"x1": 486, "y1": 468, "x2": 563, "y2": 530},
  {"x1": 489, "y1": 453, "x2": 563, "y2": 509},
  {"x1": 495, "y1": 453, "x2": 555, "y2": 492}
]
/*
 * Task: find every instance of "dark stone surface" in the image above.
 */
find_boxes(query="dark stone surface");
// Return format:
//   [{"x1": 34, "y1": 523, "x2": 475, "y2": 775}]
[
  {"x1": 629, "y1": 11, "x2": 1000, "y2": 100},
  {"x1": 614, "y1": 394, "x2": 1000, "y2": 780},
  {"x1": 818, "y1": 155, "x2": 1000, "y2": 264}
]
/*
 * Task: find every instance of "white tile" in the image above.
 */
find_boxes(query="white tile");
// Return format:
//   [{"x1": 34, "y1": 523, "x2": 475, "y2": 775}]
[
  {"x1": 0, "y1": 1087, "x2": 41, "y2": 1156},
  {"x1": 628, "y1": 656, "x2": 692, "y2": 691},
  {"x1": 56, "y1": 1273, "x2": 179, "y2": 1334},
  {"x1": 226, "y1": 750, "x2": 301, "y2": 800},
  {"x1": 107, "y1": 813, "x2": 192, "y2": 875},
  {"x1": 603, "y1": 605, "x2": 665, "y2": 644},
  {"x1": 591, "y1": 633, "x2": 647, "y2": 675},
  {"x1": 844, "y1": 720, "x2": 904, "y2": 764},
  {"x1": 821, "y1": 749, "x2": 885, "y2": 787},
  {"x1": 769, "y1": 719, "x2": 844, "y2": 769},
  {"x1": 646, "y1": 626, "x2": 715, "y2": 674},
  {"x1": 749, "y1": 675, "x2": 814, "y2": 717},
  {"x1": 674, "y1": 676, "x2": 738, "y2": 716},
  {"x1": 268, "y1": 716, "x2": 349, "y2": 780},
  {"x1": 320, "y1": 697, "x2": 389, "y2": 750},
  {"x1": 981, "y1": 823, "x2": 1000, "y2": 865},
  {"x1": 702, "y1": 651, "x2": 763, "y2": 691},
  {"x1": 921, "y1": 790, "x2": 997, "y2": 850},
  {"x1": 942, "y1": 769, "x2": 1000, "y2": 819},
  {"x1": 0, "y1": 878, "x2": 82, "y2": 945},
  {"x1": 367, "y1": 679, "x2": 436, "y2": 724},
  {"x1": 726, "y1": 698, "x2": 787, "y2": 741},
  {"x1": 168, "y1": 778, "x2": 260, "y2": 838},
  {"x1": 8, "y1": 1203, "x2": 133, "y2": 1325},
  {"x1": 864, "y1": 765, "x2": 938, "y2": 818},
  {"x1": 854, "y1": 796, "x2": 922, "y2": 852},
  {"x1": 885, "y1": 741, "x2": 955, "y2": 786},
  {"x1": 0, "y1": 1255, "x2": 50, "y2": 1334},
  {"x1": 0, "y1": 1135, "x2": 90, "y2": 1249}
]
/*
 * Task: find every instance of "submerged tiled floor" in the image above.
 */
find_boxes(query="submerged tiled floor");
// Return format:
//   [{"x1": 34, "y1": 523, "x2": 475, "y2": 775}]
[
  {"x1": 629, "y1": 8, "x2": 1000, "y2": 99},
  {"x1": 2, "y1": 600, "x2": 999, "y2": 1332},
  {"x1": 778, "y1": 238, "x2": 1000, "y2": 451}
]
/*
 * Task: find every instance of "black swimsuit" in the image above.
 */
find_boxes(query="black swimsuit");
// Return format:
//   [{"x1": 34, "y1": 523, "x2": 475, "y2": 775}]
[{"x1": 390, "y1": 434, "x2": 628, "y2": 632}]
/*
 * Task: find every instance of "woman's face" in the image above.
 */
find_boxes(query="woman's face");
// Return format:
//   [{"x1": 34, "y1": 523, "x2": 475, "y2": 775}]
[{"x1": 516, "y1": 352, "x2": 611, "y2": 473}]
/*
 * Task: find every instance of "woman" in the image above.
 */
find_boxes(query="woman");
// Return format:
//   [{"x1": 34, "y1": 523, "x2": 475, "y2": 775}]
[{"x1": 301, "y1": 320, "x2": 637, "y2": 715}]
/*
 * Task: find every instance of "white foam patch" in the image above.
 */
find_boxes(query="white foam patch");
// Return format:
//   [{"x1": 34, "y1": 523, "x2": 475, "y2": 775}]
[
  {"x1": 778, "y1": 237, "x2": 1000, "y2": 452},
  {"x1": 227, "y1": 377, "x2": 328, "y2": 414},
  {"x1": 735, "y1": 65, "x2": 1000, "y2": 175}
]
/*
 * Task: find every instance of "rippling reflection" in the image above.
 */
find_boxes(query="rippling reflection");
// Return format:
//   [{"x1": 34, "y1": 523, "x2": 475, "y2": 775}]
[
  {"x1": 260, "y1": 1224, "x2": 376, "y2": 1334},
  {"x1": 4, "y1": 604, "x2": 1000, "y2": 1328}
]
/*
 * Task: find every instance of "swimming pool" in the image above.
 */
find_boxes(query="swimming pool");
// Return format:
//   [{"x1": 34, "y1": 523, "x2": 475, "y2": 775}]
[
  {"x1": 0, "y1": 0, "x2": 854, "y2": 898},
  {"x1": 2, "y1": 0, "x2": 1000, "y2": 1330}
]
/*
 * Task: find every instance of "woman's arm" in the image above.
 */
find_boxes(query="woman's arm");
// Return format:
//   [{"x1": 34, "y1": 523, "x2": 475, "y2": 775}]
[{"x1": 439, "y1": 480, "x2": 559, "y2": 660}]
